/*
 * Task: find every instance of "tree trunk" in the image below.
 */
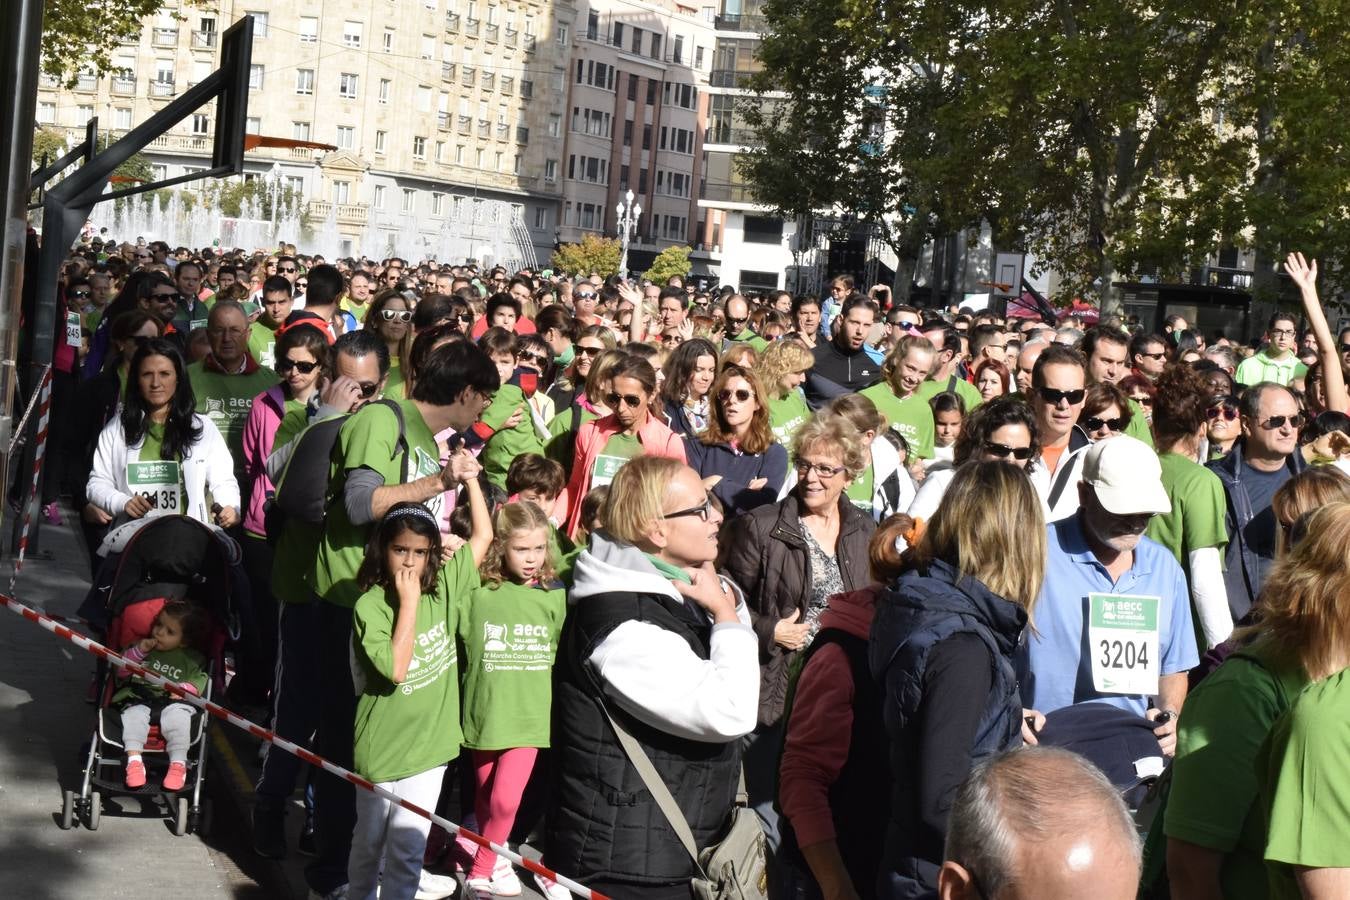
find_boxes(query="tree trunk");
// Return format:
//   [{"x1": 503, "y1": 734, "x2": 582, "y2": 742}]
[{"x1": 1098, "y1": 251, "x2": 1122, "y2": 319}]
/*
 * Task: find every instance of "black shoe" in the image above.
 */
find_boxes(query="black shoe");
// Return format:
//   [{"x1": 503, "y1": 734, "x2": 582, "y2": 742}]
[
  {"x1": 297, "y1": 814, "x2": 317, "y2": 857},
  {"x1": 252, "y1": 803, "x2": 287, "y2": 859}
]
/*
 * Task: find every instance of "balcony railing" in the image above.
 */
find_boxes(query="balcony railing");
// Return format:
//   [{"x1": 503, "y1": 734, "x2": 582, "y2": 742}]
[
  {"x1": 457, "y1": 114, "x2": 473, "y2": 135},
  {"x1": 111, "y1": 76, "x2": 136, "y2": 95},
  {"x1": 306, "y1": 201, "x2": 368, "y2": 225},
  {"x1": 523, "y1": 34, "x2": 536, "y2": 51},
  {"x1": 461, "y1": 66, "x2": 476, "y2": 86},
  {"x1": 500, "y1": 76, "x2": 514, "y2": 95},
  {"x1": 708, "y1": 68, "x2": 758, "y2": 88},
  {"x1": 75, "y1": 74, "x2": 98, "y2": 91},
  {"x1": 191, "y1": 30, "x2": 217, "y2": 49},
  {"x1": 152, "y1": 27, "x2": 179, "y2": 47},
  {"x1": 700, "y1": 181, "x2": 760, "y2": 203},
  {"x1": 495, "y1": 123, "x2": 509, "y2": 140},
  {"x1": 150, "y1": 80, "x2": 176, "y2": 97},
  {"x1": 485, "y1": 23, "x2": 499, "y2": 41},
  {"x1": 483, "y1": 72, "x2": 495, "y2": 91},
  {"x1": 438, "y1": 112, "x2": 451, "y2": 130},
  {"x1": 39, "y1": 73, "x2": 60, "y2": 88},
  {"x1": 446, "y1": 12, "x2": 460, "y2": 31},
  {"x1": 464, "y1": 18, "x2": 480, "y2": 37},
  {"x1": 442, "y1": 61, "x2": 456, "y2": 81},
  {"x1": 477, "y1": 120, "x2": 491, "y2": 139},
  {"x1": 515, "y1": 125, "x2": 529, "y2": 144},
  {"x1": 504, "y1": 27, "x2": 518, "y2": 47},
  {"x1": 704, "y1": 125, "x2": 760, "y2": 145},
  {"x1": 714, "y1": 13, "x2": 768, "y2": 31}
]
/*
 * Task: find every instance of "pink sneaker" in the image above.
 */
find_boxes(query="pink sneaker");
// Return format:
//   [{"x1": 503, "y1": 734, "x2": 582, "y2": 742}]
[
  {"x1": 125, "y1": 757, "x2": 146, "y2": 788},
  {"x1": 162, "y1": 761, "x2": 187, "y2": 792},
  {"x1": 42, "y1": 502, "x2": 60, "y2": 525}
]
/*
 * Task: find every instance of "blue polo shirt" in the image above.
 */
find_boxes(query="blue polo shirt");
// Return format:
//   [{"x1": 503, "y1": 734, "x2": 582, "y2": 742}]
[{"x1": 1017, "y1": 515, "x2": 1198, "y2": 716}]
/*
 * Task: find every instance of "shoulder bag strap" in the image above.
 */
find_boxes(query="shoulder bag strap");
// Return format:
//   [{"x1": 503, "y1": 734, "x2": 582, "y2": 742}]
[
  {"x1": 598, "y1": 700, "x2": 707, "y2": 874},
  {"x1": 1047, "y1": 448, "x2": 1079, "y2": 510}
]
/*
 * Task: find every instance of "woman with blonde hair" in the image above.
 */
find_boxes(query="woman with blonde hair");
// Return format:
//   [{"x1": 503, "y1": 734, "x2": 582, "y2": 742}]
[
  {"x1": 366, "y1": 288, "x2": 416, "y2": 397},
  {"x1": 1165, "y1": 501, "x2": 1350, "y2": 900},
  {"x1": 869, "y1": 461, "x2": 1046, "y2": 898},
  {"x1": 759, "y1": 338, "x2": 815, "y2": 446},
  {"x1": 1271, "y1": 465, "x2": 1350, "y2": 556}
]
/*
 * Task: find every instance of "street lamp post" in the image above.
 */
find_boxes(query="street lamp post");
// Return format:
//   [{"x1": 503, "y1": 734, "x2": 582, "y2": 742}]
[
  {"x1": 268, "y1": 161, "x2": 282, "y2": 240},
  {"x1": 615, "y1": 189, "x2": 641, "y2": 278}
]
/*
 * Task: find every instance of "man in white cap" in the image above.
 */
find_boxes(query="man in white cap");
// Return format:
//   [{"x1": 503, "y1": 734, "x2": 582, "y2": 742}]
[{"x1": 1017, "y1": 435, "x2": 1199, "y2": 755}]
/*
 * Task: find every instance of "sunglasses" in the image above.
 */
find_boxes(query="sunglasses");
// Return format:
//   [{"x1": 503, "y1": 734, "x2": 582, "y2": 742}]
[
  {"x1": 795, "y1": 459, "x2": 846, "y2": 478},
  {"x1": 152, "y1": 291, "x2": 182, "y2": 303},
  {"x1": 457, "y1": 313, "x2": 474, "y2": 323},
  {"x1": 1205, "y1": 405, "x2": 1238, "y2": 421},
  {"x1": 663, "y1": 497, "x2": 713, "y2": 521},
  {"x1": 70, "y1": 290, "x2": 91, "y2": 299},
  {"x1": 356, "y1": 381, "x2": 380, "y2": 398},
  {"x1": 575, "y1": 345, "x2": 603, "y2": 357},
  {"x1": 1340, "y1": 342, "x2": 1350, "y2": 354},
  {"x1": 380, "y1": 309, "x2": 413, "y2": 322},
  {"x1": 718, "y1": 388, "x2": 753, "y2": 403},
  {"x1": 575, "y1": 292, "x2": 596, "y2": 300},
  {"x1": 1037, "y1": 386, "x2": 1086, "y2": 406},
  {"x1": 1138, "y1": 351, "x2": 1167, "y2": 360},
  {"x1": 279, "y1": 267, "x2": 298, "y2": 273},
  {"x1": 1083, "y1": 416, "x2": 1127, "y2": 433},
  {"x1": 277, "y1": 358, "x2": 320, "y2": 374},
  {"x1": 604, "y1": 392, "x2": 645, "y2": 408},
  {"x1": 296, "y1": 281, "x2": 308, "y2": 289},
  {"x1": 517, "y1": 351, "x2": 548, "y2": 367},
  {"x1": 1131, "y1": 395, "x2": 1154, "y2": 407},
  {"x1": 984, "y1": 441, "x2": 1035, "y2": 461},
  {"x1": 727, "y1": 316, "x2": 748, "y2": 327},
  {"x1": 1258, "y1": 413, "x2": 1304, "y2": 430}
]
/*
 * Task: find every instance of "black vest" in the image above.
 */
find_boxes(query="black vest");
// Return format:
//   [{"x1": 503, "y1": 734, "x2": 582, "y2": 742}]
[{"x1": 546, "y1": 590, "x2": 742, "y2": 885}]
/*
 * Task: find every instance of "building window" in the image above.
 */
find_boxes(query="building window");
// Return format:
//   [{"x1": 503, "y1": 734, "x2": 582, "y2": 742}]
[
  {"x1": 76, "y1": 104, "x2": 95, "y2": 123},
  {"x1": 246, "y1": 116, "x2": 261, "y2": 134},
  {"x1": 416, "y1": 86, "x2": 432, "y2": 111},
  {"x1": 339, "y1": 73, "x2": 359, "y2": 98},
  {"x1": 612, "y1": 22, "x2": 624, "y2": 47},
  {"x1": 623, "y1": 120, "x2": 633, "y2": 146},
  {"x1": 191, "y1": 114, "x2": 209, "y2": 135},
  {"x1": 413, "y1": 136, "x2": 427, "y2": 159},
  {"x1": 246, "y1": 11, "x2": 268, "y2": 37},
  {"x1": 383, "y1": 29, "x2": 395, "y2": 52},
  {"x1": 402, "y1": 189, "x2": 415, "y2": 212},
  {"x1": 642, "y1": 124, "x2": 652, "y2": 150},
  {"x1": 534, "y1": 207, "x2": 548, "y2": 229},
  {"x1": 647, "y1": 80, "x2": 657, "y2": 105},
  {"x1": 336, "y1": 126, "x2": 354, "y2": 149},
  {"x1": 432, "y1": 193, "x2": 444, "y2": 215},
  {"x1": 586, "y1": 10, "x2": 598, "y2": 40},
  {"x1": 114, "y1": 107, "x2": 133, "y2": 129},
  {"x1": 286, "y1": 176, "x2": 304, "y2": 194},
  {"x1": 299, "y1": 17, "x2": 318, "y2": 43},
  {"x1": 674, "y1": 35, "x2": 684, "y2": 64},
  {"x1": 556, "y1": 23, "x2": 569, "y2": 45},
  {"x1": 743, "y1": 215, "x2": 785, "y2": 244},
  {"x1": 632, "y1": 27, "x2": 643, "y2": 54},
  {"x1": 374, "y1": 130, "x2": 387, "y2": 153},
  {"x1": 374, "y1": 185, "x2": 387, "y2": 209},
  {"x1": 378, "y1": 79, "x2": 391, "y2": 104},
  {"x1": 456, "y1": 145, "x2": 465, "y2": 164},
  {"x1": 249, "y1": 64, "x2": 264, "y2": 90},
  {"x1": 548, "y1": 114, "x2": 561, "y2": 137},
  {"x1": 695, "y1": 46, "x2": 705, "y2": 68},
  {"x1": 293, "y1": 121, "x2": 311, "y2": 141},
  {"x1": 295, "y1": 69, "x2": 315, "y2": 95},
  {"x1": 343, "y1": 21, "x2": 363, "y2": 47},
  {"x1": 651, "y1": 33, "x2": 662, "y2": 59},
  {"x1": 333, "y1": 180, "x2": 350, "y2": 204},
  {"x1": 421, "y1": 34, "x2": 435, "y2": 59}
]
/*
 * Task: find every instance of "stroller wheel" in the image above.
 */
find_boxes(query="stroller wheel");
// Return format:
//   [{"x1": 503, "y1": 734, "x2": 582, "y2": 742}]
[
  {"x1": 86, "y1": 791, "x2": 101, "y2": 831},
  {"x1": 173, "y1": 797, "x2": 190, "y2": 836},
  {"x1": 194, "y1": 799, "x2": 213, "y2": 838},
  {"x1": 60, "y1": 790, "x2": 75, "y2": 830}
]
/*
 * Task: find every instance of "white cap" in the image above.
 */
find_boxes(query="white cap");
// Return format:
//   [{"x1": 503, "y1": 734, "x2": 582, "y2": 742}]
[{"x1": 1081, "y1": 436, "x2": 1172, "y2": 516}]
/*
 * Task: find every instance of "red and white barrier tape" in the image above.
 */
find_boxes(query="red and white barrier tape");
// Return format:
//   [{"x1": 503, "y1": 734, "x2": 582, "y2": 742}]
[
  {"x1": 0, "y1": 592, "x2": 610, "y2": 900},
  {"x1": 10, "y1": 366, "x2": 54, "y2": 593}
]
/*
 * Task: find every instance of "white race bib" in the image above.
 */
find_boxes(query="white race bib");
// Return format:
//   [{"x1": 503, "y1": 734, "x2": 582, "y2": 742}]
[
  {"x1": 591, "y1": 453, "x2": 628, "y2": 488},
  {"x1": 127, "y1": 460, "x2": 183, "y2": 518},
  {"x1": 1088, "y1": 593, "x2": 1161, "y2": 696},
  {"x1": 412, "y1": 446, "x2": 444, "y2": 519},
  {"x1": 65, "y1": 311, "x2": 83, "y2": 348}
]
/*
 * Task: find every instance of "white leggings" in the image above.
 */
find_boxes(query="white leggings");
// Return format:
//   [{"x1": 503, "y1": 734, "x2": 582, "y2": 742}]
[{"x1": 347, "y1": 764, "x2": 447, "y2": 900}]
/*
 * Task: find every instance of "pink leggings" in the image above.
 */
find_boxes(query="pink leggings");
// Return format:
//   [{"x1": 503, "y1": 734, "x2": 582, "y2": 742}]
[{"x1": 470, "y1": 747, "x2": 539, "y2": 880}]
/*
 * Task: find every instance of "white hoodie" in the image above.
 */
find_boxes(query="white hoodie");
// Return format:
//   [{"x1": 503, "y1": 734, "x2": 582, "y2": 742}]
[{"x1": 571, "y1": 533, "x2": 760, "y2": 743}]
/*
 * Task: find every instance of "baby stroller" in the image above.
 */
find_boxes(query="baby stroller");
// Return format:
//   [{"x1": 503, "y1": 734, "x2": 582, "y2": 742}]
[{"x1": 61, "y1": 517, "x2": 237, "y2": 836}]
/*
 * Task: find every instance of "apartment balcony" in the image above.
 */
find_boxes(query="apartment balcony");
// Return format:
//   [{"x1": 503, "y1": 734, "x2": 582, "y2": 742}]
[
  {"x1": 515, "y1": 126, "x2": 530, "y2": 144},
  {"x1": 145, "y1": 133, "x2": 213, "y2": 154},
  {"x1": 705, "y1": 125, "x2": 761, "y2": 146},
  {"x1": 442, "y1": 62, "x2": 456, "y2": 81},
  {"x1": 457, "y1": 114, "x2": 473, "y2": 135},
  {"x1": 485, "y1": 23, "x2": 499, "y2": 42},
  {"x1": 523, "y1": 34, "x2": 536, "y2": 52},
  {"x1": 477, "y1": 120, "x2": 491, "y2": 139},
  {"x1": 152, "y1": 27, "x2": 179, "y2": 47},
  {"x1": 306, "y1": 201, "x2": 368, "y2": 226},
  {"x1": 150, "y1": 80, "x2": 176, "y2": 98},
  {"x1": 111, "y1": 76, "x2": 137, "y2": 95},
  {"x1": 520, "y1": 80, "x2": 533, "y2": 99},
  {"x1": 496, "y1": 123, "x2": 509, "y2": 140},
  {"x1": 446, "y1": 12, "x2": 460, "y2": 31},
  {"x1": 465, "y1": 18, "x2": 480, "y2": 37},
  {"x1": 504, "y1": 27, "x2": 518, "y2": 47},
  {"x1": 75, "y1": 74, "x2": 98, "y2": 92},
  {"x1": 500, "y1": 76, "x2": 514, "y2": 95},
  {"x1": 191, "y1": 30, "x2": 217, "y2": 49},
  {"x1": 39, "y1": 73, "x2": 60, "y2": 89},
  {"x1": 709, "y1": 69, "x2": 758, "y2": 89},
  {"x1": 438, "y1": 111, "x2": 451, "y2": 130},
  {"x1": 461, "y1": 66, "x2": 476, "y2": 87},
  {"x1": 700, "y1": 181, "x2": 760, "y2": 203},
  {"x1": 483, "y1": 72, "x2": 495, "y2": 91},
  {"x1": 714, "y1": 13, "x2": 768, "y2": 32}
]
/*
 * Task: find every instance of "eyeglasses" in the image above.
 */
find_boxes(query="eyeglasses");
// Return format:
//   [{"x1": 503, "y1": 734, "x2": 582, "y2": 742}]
[
  {"x1": 457, "y1": 313, "x2": 474, "y2": 323},
  {"x1": 663, "y1": 497, "x2": 713, "y2": 521},
  {"x1": 1131, "y1": 395, "x2": 1154, "y2": 407},
  {"x1": 1205, "y1": 405, "x2": 1238, "y2": 421},
  {"x1": 984, "y1": 441, "x2": 1035, "y2": 461},
  {"x1": 380, "y1": 309, "x2": 413, "y2": 323},
  {"x1": 1270, "y1": 328, "x2": 1297, "y2": 337},
  {"x1": 575, "y1": 345, "x2": 603, "y2": 358},
  {"x1": 152, "y1": 291, "x2": 181, "y2": 303},
  {"x1": 1036, "y1": 386, "x2": 1086, "y2": 406},
  {"x1": 1138, "y1": 351, "x2": 1167, "y2": 360},
  {"x1": 277, "y1": 358, "x2": 320, "y2": 374},
  {"x1": 1339, "y1": 343, "x2": 1350, "y2": 354},
  {"x1": 604, "y1": 392, "x2": 645, "y2": 408},
  {"x1": 279, "y1": 267, "x2": 298, "y2": 274},
  {"x1": 208, "y1": 326, "x2": 248, "y2": 339},
  {"x1": 718, "y1": 388, "x2": 753, "y2": 403},
  {"x1": 69, "y1": 291, "x2": 91, "y2": 299},
  {"x1": 727, "y1": 316, "x2": 748, "y2": 327},
  {"x1": 296, "y1": 281, "x2": 308, "y2": 289},
  {"x1": 517, "y1": 351, "x2": 548, "y2": 367},
  {"x1": 1258, "y1": 413, "x2": 1304, "y2": 430},
  {"x1": 1083, "y1": 416, "x2": 1128, "y2": 433},
  {"x1": 356, "y1": 381, "x2": 380, "y2": 398},
  {"x1": 574, "y1": 292, "x2": 596, "y2": 300},
  {"x1": 794, "y1": 459, "x2": 847, "y2": 478}
]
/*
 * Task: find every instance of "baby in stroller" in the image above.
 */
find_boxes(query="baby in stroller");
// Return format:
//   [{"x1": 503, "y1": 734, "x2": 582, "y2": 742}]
[{"x1": 113, "y1": 601, "x2": 210, "y2": 791}]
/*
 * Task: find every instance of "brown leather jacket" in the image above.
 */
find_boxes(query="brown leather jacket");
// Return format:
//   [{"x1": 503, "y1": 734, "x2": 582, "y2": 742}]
[{"x1": 719, "y1": 492, "x2": 876, "y2": 726}]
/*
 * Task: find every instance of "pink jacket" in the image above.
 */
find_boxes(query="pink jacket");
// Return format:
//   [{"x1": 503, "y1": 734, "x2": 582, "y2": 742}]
[
  {"x1": 240, "y1": 385, "x2": 289, "y2": 537},
  {"x1": 563, "y1": 412, "x2": 686, "y2": 537}
]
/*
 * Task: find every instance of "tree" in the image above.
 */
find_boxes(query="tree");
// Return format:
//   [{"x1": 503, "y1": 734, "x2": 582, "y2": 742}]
[
  {"x1": 41, "y1": 0, "x2": 170, "y2": 86},
  {"x1": 643, "y1": 245, "x2": 693, "y2": 284},
  {"x1": 30, "y1": 127, "x2": 66, "y2": 174},
  {"x1": 551, "y1": 234, "x2": 621, "y2": 277}
]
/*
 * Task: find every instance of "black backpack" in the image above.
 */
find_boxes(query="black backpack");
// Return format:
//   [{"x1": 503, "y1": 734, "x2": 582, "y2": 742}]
[{"x1": 267, "y1": 399, "x2": 408, "y2": 538}]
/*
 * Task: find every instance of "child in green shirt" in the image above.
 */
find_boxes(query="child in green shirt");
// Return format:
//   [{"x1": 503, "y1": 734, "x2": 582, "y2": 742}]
[
  {"x1": 348, "y1": 486, "x2": 491, "y2": 900},
  {"x1": 458, "y1": 501, "x2": 566, "y2": 897}
]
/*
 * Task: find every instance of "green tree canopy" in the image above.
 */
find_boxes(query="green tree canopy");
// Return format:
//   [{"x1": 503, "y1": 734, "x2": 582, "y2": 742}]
[
  {"x1": 551, "y1": 234, "x2": 621, "y2": 277},
  {"x1": 643, "y1": 245, "x2": 693, "y2": 284},
  {"x1": 42, "y1": 0, "x2": 172, "y2": 85}
]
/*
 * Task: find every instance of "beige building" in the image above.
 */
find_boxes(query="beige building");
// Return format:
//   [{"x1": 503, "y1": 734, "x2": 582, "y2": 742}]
[
  {"x1": 557, "y1": 0, "x2": 713, "y2": 274},
  {"x1": 35, "y1": 0, "x2": 577, "y2": 264}
]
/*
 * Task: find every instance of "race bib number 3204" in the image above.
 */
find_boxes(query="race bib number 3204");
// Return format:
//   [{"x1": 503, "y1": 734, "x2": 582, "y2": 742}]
[
  {"x1": 126, "y1": 460, "x2": 183, "y2": 517},
  {"x1": 1088, "y1": 593, "x2": 1161, "y2": 696}
]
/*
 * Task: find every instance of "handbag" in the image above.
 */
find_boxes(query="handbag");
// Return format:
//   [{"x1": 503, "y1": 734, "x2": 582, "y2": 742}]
[{"x1": 599, "y1": 702, "x2": 769, "y2": 900}]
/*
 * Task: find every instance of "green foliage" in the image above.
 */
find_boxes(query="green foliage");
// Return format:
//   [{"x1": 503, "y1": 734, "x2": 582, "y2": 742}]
[
  {"x1": 30, "y1": 127, "x2": 66, "y2": 173},
  {"x1": 551, "y1": 234, "x2": 621, "y2": 277},
  {"x1": 203, "y1": 178, "x2": 305, "y2": 220},
  {"x1": 41, "y1": 0, "x2": 174, "y2": 86},
  {"x1": 643, "y1": 245, "x2": 693, "y2": 284}
]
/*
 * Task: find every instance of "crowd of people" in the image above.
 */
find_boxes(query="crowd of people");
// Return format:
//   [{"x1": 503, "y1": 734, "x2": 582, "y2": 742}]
[{"x1": 40, "y1": 233, "x2": 1350, "y2": 900}]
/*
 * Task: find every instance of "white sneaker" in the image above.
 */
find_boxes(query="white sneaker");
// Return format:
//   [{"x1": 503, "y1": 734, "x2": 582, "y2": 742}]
[
  {"x1": 491, "y1": 856, "x2": 522, "y2": 896},
  {"x1": 415, "y1": 869, "x2": 458, "y2": 900},
  {"x1": 533, "y1": 873, "x2": 571, "y2": 900}
]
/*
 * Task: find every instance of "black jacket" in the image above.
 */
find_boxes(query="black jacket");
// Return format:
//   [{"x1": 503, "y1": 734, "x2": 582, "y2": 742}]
[{"x1": 804, "y1": 340, "x2": 880, "y2": 409}]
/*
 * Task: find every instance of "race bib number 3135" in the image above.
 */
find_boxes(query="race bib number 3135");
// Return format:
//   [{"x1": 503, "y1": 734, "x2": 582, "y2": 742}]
[
  {"x1": 1088, "y1": 593, "x2": 1160, "y2": 696},
  {"x1": 126, "y1": 460, "x2": 183, "y2": 518}
]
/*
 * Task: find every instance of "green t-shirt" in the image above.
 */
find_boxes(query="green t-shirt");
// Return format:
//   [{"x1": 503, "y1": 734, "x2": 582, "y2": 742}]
[
  {"x1": 270, "y1": 405, "x2": 323, "y2": 604},
  {"x1": 1262, "y1": 667, "x2": 1350, "y2": 900},
  {"x1": 313, "y1": 399, "x2": 443, "y2": 609},
  {"x1": 458, "y1": 580, "x2": 567, "y2": 750},
  {"x1": 545, "y1": 405, "x2": 599, "y2": 473},
  {"x1": 591, "y1": 432, "x2": 641, "y2": 488},
  {"x1": 1147, "y1": 450, "x2": 1229, "y2": 584},
  {"x1": 845, "y1": 465, "x2": 875, "y2": 514},
  {"x1": 352, "y1": 545, "x2": 478, "y2": 782},
  {"x1": 481, "y1": 382, "x2": 546, "y2": 490},
  {"x1": 342, "y1": 297, "x2": 369, "y2": 322},
  {"x1": 729, "y1": 329, "x2": 769, "y2": 353},
  {"x1": 247, "y1": 319, "x2": 280, "y2": 370},
  {"x1": 383, "y1": 358, "x2": 406, "y2": 400},
  {"x1": 916, "y1": 375, "x2": 983, "y2": 413},
  {"x1": 1125, "y1": 398, "x2": 1155, "y2": 447},
  {"x1": 1235, "y1": 351, "x2": 1308, "y2": 388},
  {"x1": 769, "y1": 390, "x2": 810, "y2": 449},
  {"x1": 111, "y1": 645, "x2": 210, "y2": 705},
  {"x1": 860, "y1": 384, "x2": 936, "y2": 459},
  {"x1": 131, "y1": 421, "x2": 186, "y2": 517},
  {"x1": 1163, "y1": 643, "x2": 1309, "y2": 900},
  {"x1": 187, "y1": 362, "x2": 278, "y2": 479}
]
